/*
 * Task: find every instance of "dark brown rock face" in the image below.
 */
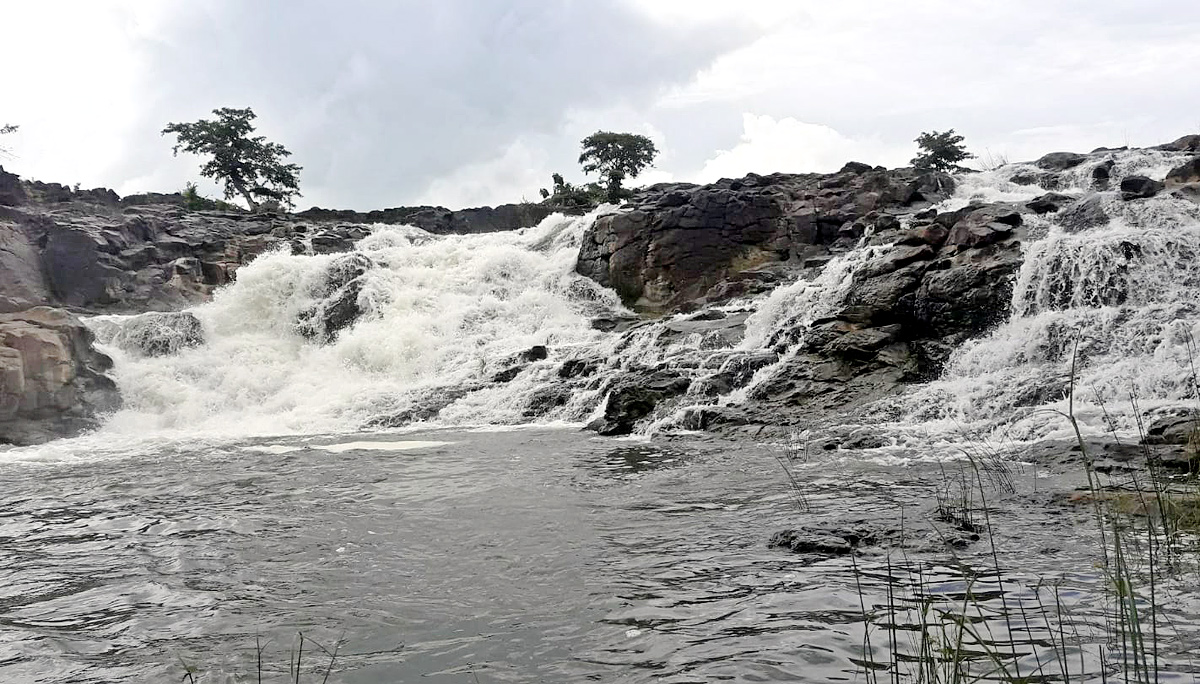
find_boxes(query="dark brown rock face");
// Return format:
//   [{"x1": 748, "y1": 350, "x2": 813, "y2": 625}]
[{"x1": 576, "y1": 168, "x2": 953, "y2": 311}]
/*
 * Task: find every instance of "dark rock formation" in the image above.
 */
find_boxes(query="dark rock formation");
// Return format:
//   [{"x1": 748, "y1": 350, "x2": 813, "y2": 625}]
[
  {"x1": 1165, "y1": 157, "x2": 1200, "y2": 187},
  {"x1": 576, "y1": 167, "x2": 953, "y2": 311},
  {"x1": 0, "y1": 307, "x2": 120, "y2": 445},
  {"x1": 1120, "y1": 175, "x2": 1164, "y2": 200},
  {"x1": 1058, "y1": 194, "x2": 1110, "y2": 233},
  {"x1": 1035, "y1": 151, "x2": 1087, "y2": 170},
  {"x1": 296, "y1": 253, "x2": 373, "y2": 342},
  {"x1": 1026, "y1": 192, "x2": 1072, "y2": 214},
  {"x1": 587, "y1": 370, "x2": 691, "y2": 436},
  {"x1": 0, "y1": 166, "x2": 27, "y2": 206}
]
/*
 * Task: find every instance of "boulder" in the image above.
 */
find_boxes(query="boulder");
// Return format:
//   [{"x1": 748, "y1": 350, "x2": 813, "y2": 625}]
[
  {"x1": 586, "y1": 371, "x2": 691, "y2": 436},
  {"x1": 945, "y1": 206, "x2": 1020, "y2": 248},
  {"x1": 296, "y1": 253, "x2": 372, "y2": 342},
  {"x1": 0, "y1": 307, "x2": 120, "y2": 445},
  {"x1": 1165, "y1": 158, "x2": 1200, "y2": 187},
  {"x1": 1057, "y1": 194, "x2": 1110, "y2": 233},
  {"x1": 1026, "y1": 192, "x2": 1072, "y2": 214},
  {"x1": 1142, "y1": 411, "x2": 1198, "y2": 446},
  {"x1": 1091, "y1": 160, "x2": 1115, "y2": 189},
  {"x1": 1035, "y1": 151, "x2": 1087, "y2": 171},
  {"x1": 1119, "y1": 175, "x2": 1164, "y2": 200}
]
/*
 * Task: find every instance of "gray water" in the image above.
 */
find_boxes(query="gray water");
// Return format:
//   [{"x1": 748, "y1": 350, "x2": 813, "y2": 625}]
[{"x1": 3, "y1": 428, "x2": 1197, "y2": 683}]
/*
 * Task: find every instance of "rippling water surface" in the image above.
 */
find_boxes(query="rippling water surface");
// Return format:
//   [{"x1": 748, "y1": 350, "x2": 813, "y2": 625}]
[{"x1": 1, "y1": 429, "x2": 1198, "y2": 683}]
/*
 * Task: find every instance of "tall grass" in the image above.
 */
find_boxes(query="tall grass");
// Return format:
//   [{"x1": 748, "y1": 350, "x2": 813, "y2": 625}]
[{"x1": 775, "y1": 339, "x2": 1200, "y2": 683}]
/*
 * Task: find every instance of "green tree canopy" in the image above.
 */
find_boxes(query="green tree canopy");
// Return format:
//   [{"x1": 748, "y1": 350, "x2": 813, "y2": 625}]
[
  {"x1": 578, "y1": 131, "x2": 659, "y2": 202},
  {"x1": 162, "y1": 108, "x2": 301, "y2": 210},
  {"x1": 911, "y1": 129, "x2": 975, "y2": 174}
]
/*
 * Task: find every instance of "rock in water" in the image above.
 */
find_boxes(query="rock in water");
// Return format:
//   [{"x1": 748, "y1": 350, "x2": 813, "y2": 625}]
[
  {"x1": 0, "y1": 307, "x2": 121, "y2": 445},
  {"x1": 296, "y1": 253, "x2": 373, "y2": 342},
  {"x1": 1035, "y1": 151, "x2": 1087, "y2": 170},
  {"x1": 1120, "y1": 175, "x2": 1164, "y2": 200},
  {"x1": 94, "y1": 311, "x2": 205, "y2": 357},
  {"x1": 586, "y1": 371, "x2": 691, "y2": 436},
  {"x1": 1165, "y1": 157, "x2": 1200, "y2": 187}
]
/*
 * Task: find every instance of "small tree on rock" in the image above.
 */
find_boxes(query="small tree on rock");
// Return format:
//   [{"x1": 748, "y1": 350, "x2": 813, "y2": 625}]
[
  {"x1": 578, "y1": 131, "x2": 658, "y2": 203},
  {"x1": 163, "y1": 108, "x2": 301, "y2": 210},
  {"x1": 911, "y1": 129, "x2": 975, "y2": 174}
]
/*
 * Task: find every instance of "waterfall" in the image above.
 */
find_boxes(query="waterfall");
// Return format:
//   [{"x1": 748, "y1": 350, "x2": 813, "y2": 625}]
[{"x1": 85, "y1": 148, "x2": 1200, "y2": 445}]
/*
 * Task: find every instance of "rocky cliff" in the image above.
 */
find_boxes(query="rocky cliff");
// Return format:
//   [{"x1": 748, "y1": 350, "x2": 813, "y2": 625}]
[{"x1": 574, "y1": 137, "x2": 1200, "y2": 435}]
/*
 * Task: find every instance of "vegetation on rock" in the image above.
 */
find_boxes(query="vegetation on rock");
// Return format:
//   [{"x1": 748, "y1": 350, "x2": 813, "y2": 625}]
[
  {"x1": 911, "y1": 129, "x2": 975, "y2": 173},
  {"x1": 578, "y1": 131, "x2": 659, "y2": 202},
  {"x1": 163, "y1": 107, "x2": 302, "y2": 211}
]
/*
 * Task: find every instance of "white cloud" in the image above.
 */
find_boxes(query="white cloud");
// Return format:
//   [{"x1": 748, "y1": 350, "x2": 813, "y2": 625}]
[{"x1": 696, "y1": 114, "x2": 911, "y2": 182}]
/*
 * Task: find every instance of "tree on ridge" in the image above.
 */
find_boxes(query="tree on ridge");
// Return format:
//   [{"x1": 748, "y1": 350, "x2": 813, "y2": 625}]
[
  {"x1": 162, "y1": 108, "x2": 301, "y2": 210},
  {"x1": 578, "y1": 131, "x2": 659, "y2": 203}
]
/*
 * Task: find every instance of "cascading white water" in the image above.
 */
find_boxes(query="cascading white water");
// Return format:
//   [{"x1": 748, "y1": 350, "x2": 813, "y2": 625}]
[
  {"x1": 88, "y1": 210, "x2": 627, "y2": 439},
  {"x1": 880, "y1": 149, "x2": 1200, "y2": 445},
  {"x1": 83, "y1": 147, "x2": 1199, "y2": 446}
]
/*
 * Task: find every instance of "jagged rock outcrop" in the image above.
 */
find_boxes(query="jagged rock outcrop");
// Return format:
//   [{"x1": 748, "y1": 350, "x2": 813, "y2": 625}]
[
  {"x1": 0, "y1": 307, "x2": 121, "y2": 445},
  {"x1": 576, "y1": 166, "x2": 954, "y2": 312},
  {"x1": 587, "y1": 370, "x2": 691, "y2": 436},
  {"x1": 296, "y1": 253, "x2": 373, "y2": 342}
]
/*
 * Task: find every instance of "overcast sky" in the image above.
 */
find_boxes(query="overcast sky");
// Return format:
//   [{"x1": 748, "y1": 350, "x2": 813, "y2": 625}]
[{"x1": 5, "y1": 1, "x2": 1199, "y2": 210}]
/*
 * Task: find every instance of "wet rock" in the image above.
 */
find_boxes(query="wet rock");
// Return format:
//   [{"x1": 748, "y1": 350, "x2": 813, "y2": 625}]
[
  {"x1": 1035, "y1": 151, "x2": 1087, "y2": 171},
  {"x1": 1091, "y1": 160, "x2": 1115, "y2": 189},
  {"x1": 586, "y1": 371, "x2": 691, "y2": 436},
  {"x1": 1165, "y1": 157, "x2": 1200, "y2": 187},
  {"x1": 519, "y1": 345, "x2": 549, "y2": 362},
  {"x1": 522, "y1": 387, "x2": 571, "y2": 418},
  {"x1": 768, "y1": 525, "x2": 886, "y2": 555},
  {"x1": 97, "y1": 311, "x2": 204, "y2": 357},
  {"x1": 945, "y1": 206, "x2": 1021, "y2": 248},
  {"x1": 558, "y1": 358, "x2": 597, "y2": 379},
  {"x1": 1026, "y1": 192, "x2": 1072, "y2": 214},
  {"x1": 1119, "y1": 175, "x2": 1164, "y2": 200},
  {"x1": 0, "y1": 307, "x2": 121, "y2": 445},
  {"x1": 492, "y1": 366, "x2": 524, "y2": 383},
  {"x1": 1057, "y1": 194, "x2": 1110, "y2": 232},
  {"x1": 296, "y1": 253, "x2": 372, "y2": 342},
  {"x1": 576, "y1": 167, "x2": 950, "y2": 311},
  {"x1": 1142, "y1": 410, "x2": 1198, "y2": 445},
  {"x1": 590, "y1": 315, "x2": 640, "y2": 333}
]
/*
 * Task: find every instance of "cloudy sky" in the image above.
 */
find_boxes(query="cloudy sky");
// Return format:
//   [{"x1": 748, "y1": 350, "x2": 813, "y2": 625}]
[{"x1": 5, "y1": 0, "x2": 1199, "y2": 210}]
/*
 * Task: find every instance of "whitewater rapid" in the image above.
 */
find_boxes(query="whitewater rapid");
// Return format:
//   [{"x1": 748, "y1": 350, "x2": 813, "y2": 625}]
[{"x1": 43, "y1": 146, "x2": 1200, "y2": 453}]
